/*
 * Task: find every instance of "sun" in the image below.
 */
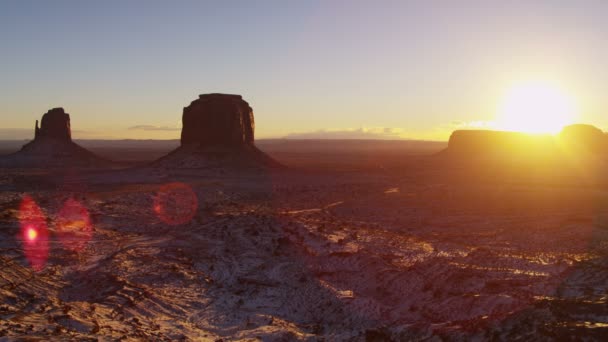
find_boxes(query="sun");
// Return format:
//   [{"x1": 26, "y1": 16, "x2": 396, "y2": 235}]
[{"x1": 495, "y1": 81, "x2": 578, "y2": 134}]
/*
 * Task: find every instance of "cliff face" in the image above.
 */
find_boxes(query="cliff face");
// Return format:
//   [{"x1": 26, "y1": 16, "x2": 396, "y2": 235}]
[{"x1": 181, "y1": 94, "x2": 254, "y2": 147}]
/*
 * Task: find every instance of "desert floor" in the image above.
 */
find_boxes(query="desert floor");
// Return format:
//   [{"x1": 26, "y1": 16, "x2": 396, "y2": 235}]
[{"x1": 1, "y1": 143, "x2": 608, "y2": 340}]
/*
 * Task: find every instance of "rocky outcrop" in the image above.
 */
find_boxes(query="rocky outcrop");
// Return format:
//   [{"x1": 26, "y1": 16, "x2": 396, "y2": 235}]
[
  {"x1": 0, "y1": 108, "x2": 108, "y2": 168},
  {"x1": 558, "y1": 124, "x2": 607, "y2": 153},
  {"x1": 35, "y1": 108, "x2": 72, "y2": 141},
  {"x1": 442, "y1": 125, "x2": 608, "y2": 161},
  {"x1": 181, "y1": 94, "x2": 254, "y2": 147},
  {"x1": 155, "y1": 94, "x2": 280, "y2": 170},
  {"x1": 440, "y1": 130, "x2": 557, "y2": 160}
]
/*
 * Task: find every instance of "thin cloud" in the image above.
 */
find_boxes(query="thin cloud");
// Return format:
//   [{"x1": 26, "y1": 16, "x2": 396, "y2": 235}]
[
  {"x1": 450, "y1": 120, "x2": 495, "y2": 129},
  {"x1": 0, "y1": 128, "x2": 104, "y2": 140},
  {"x1": 128, "y1": 125, "x2": 181, "y2": 131},
  {"x1": 284, "y1": 127, "x2": 404, "y2": 140},
  {"x1": 0, "y1": 128, "x2": 34, "y2": 140}
]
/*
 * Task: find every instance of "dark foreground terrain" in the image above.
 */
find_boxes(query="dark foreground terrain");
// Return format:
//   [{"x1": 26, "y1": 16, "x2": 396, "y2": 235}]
[{"x1": 1, "y1": 140, "x2": 608, "y2": 340}]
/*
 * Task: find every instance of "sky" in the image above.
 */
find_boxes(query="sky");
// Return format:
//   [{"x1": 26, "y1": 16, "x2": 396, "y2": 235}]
[{"x1": 2, "y1": 0, "x2": 608, "y2": 140}]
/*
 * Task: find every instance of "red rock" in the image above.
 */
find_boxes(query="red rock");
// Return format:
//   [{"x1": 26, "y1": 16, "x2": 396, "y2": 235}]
[
  {"x1": 155, "y1": 94, "x2": 281, "y2": 170},
  {"x1": 181, "y1": 94, "x2": 254, "y2": 147},
  {"x1": 0, "y1": 108, "x2": 108, "y2": 168},
  {"x1": 35, "y1": 107, "x2": 72, "y2": 142}
]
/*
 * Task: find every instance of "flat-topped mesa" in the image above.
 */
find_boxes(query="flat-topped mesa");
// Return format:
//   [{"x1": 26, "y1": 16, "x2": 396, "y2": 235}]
[
  {"x1": 443, "y1": 125, "x2": 608, "y2": 162},
  {"x1": 154, "y1": 94, "x2": 281, "y2": 170},
  {"x1": 181, "y1": 93, "x2": 254, "y2": 147},
  {"x1": 559, "y1": 124, "x2": 607, "y2": 153},
  {"x1": 444, "y1": 129, "x2": 556, "y2": 159},
  {"x1": 35, "y1": 107, "x2": 72, "y2": 141}
]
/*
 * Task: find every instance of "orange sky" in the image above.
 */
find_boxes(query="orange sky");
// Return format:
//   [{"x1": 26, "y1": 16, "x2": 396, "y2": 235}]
[{"x1": 1, "y1": 1, "x2": 607, "y2": 140}]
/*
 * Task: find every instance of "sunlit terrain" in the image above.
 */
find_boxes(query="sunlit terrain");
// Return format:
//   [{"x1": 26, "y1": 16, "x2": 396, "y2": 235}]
[
  {"x1": 3, "y1": 1, "x2": 608, "y2": 340},
  {"x1": 1, "y1": 140, "x2": 608, "y2": 340}
]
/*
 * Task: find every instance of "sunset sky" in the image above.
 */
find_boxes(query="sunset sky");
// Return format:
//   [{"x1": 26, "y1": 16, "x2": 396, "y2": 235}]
[{"x1": 1, "y1": 1, "x2": 608, "y2": 140}]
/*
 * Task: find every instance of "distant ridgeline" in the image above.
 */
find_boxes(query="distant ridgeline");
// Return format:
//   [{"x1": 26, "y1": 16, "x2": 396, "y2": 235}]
[{"x1": 441, "y1": 124, "x2": 608, "y2": 161}]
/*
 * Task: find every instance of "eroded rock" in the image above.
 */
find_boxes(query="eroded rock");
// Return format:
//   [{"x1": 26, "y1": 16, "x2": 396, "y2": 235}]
[
  {"x1": 156, "y1": 94, "x2": 280, "y2": 170},
  {"x1": 181, "y1": 94, "x2": 254, "y2": 147},
  {"x1": 35, "y1": 107, "x2": 71, "y2": 142},
  {"x1": 0, "y1": 108, "x2": 108, "y2": 168}
]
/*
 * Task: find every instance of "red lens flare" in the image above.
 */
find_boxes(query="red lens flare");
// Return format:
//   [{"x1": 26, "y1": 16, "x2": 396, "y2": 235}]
[
  {"x1": 153, "y1": 182, "x2": 198, "y2": 225},
  {"x1": 56, "y1": 198, "x2": 93, "y2": 251},
  {"x1": 26, "y1": 227, "x2": 38, "y2": 241},
  {"x1": 18, "y1": 195, "x2": 49, "y2": 271}
]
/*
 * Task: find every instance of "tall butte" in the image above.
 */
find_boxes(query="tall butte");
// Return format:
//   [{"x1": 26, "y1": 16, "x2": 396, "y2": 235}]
[
  {"x1": 181, "y1": 94, "x2": 254, "y2": 147},
  {"x1": 0, "y1": 108, "x2": 107, "y2": 167},
  {"x1": 35, "y1": 107, "x2": 72, "y2": 141},
  {"x1": 156, "y1": 94, "x2": 280, "y2": 169}
]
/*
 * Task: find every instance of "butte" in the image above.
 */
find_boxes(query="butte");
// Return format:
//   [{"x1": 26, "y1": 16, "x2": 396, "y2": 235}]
[
  {"x1": 0, "y1": 108, "x2": 107, "y2": 168},
  {"x1": 154, "y1": 94, "x2": 281, "y2": 170}
]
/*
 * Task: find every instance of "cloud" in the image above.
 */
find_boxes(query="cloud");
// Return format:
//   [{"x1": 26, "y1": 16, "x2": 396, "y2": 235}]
[
  {"x1": 450, "y1": 120, "x2": 495, "y2": 129},
  {"x1": 128, "y1": 125, "x2": 180, "y2": 131},
  {"x1": 0, "y1": 128, "x2": 113, "y2": 140},
  {"x1": 284, "y1": 127, "x2": 405, "y2": 140}
]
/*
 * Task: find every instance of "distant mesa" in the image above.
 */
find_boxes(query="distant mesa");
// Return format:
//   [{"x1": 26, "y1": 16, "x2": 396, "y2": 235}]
[
  {"x1": 155, "y1": 94, "x2": 281, "y2": 169},
  {"x1": 441, "y1": 124, "x2": 608, "y2": 161},
  {"x1": 441, "y1": 129, "x2": 555, "y2": 159},
  {"x1": 558, "y1": 124, "x2": 607, "y2": 153},
  {"x1": 0, "y1": 108, "x2": 108, "y2": 168}
]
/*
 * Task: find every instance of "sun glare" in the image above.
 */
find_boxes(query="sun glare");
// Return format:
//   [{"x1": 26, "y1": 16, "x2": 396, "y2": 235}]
[
  {"x1": 496, "y1": 81, "x2": 578, "y2": 134},
  {"x1": 27, "y1": 227, "x2": 37, "y2": 241}
]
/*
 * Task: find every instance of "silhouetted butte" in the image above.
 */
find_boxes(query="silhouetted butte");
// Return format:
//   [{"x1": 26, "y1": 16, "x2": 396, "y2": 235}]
[
  {"x1": 155, "y1": 93, "x2": 280, "y2": 170},
  {"x1": 35, "y1": 107, "x2": 72, "y2": 142},
  {"x1": 181, "y1": 94, "x2": 254, "y2": 147},
  {"x1": 0, "y1": 108, "x2": 107, "y2": 168}
]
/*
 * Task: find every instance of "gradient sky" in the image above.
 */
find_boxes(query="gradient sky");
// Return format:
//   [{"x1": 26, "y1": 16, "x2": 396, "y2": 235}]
[{"x1": 2, "y1": 0, "x2": 608, "y2": 140}]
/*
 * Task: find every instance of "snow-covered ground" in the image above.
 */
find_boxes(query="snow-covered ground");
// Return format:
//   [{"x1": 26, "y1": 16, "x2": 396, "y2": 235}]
[{"x1": 1, "y1": 164, "x2": 608, "y2": 340}]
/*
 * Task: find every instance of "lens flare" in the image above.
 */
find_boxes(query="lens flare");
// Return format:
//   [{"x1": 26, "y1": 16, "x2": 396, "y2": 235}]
[
  {"x1": 56, "y1": 198, "x2": 93, "y2": 251},
  {"x1": 18, "y1": 195, "x2": 49, "y2": 271},
  {"x1": 26, "y1": 227, "x2": 38, "y2": 241},
  {"x1": 153, "y1": 182, "x2": 198, "y2": 225}
]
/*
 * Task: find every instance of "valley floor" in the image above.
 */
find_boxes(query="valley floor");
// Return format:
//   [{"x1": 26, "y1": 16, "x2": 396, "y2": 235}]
[{"x1": 1, "y1": 161, "x2": 608, "y2": 340}]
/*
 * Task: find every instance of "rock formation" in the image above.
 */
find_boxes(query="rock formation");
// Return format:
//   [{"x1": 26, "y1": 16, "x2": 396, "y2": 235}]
[
  {"x1": 155, "y1": 94, "x2": 280, "y2": 170},
  {"x1": 440, "y1": 129, "x2": 556, "y2": 160},
  {"x1": 181, "y1": 94, "x2": 254, "y2": 147},
  {"x1": 0, "y1": 108, "x2": 107, "y2": 168},
  {"x1": 35, "y1": 107, "x2": 72, "y2": 141},
  {"x1": 442, "y1": 125, "x2": 608, "y2": 162},
  {"x1": 558, "y1": 124, "x2": 607, "y2": 153}
]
